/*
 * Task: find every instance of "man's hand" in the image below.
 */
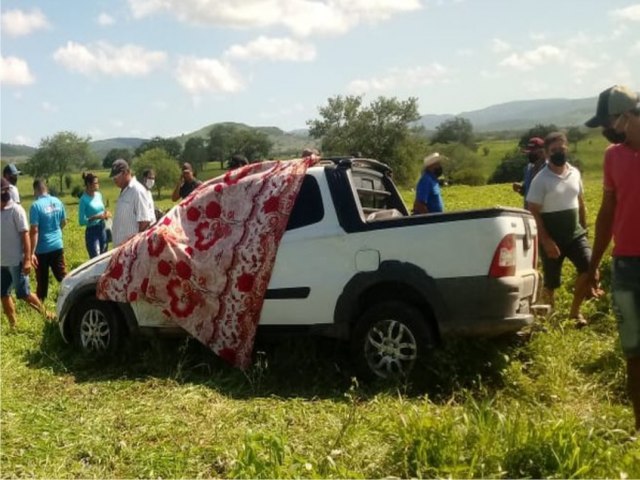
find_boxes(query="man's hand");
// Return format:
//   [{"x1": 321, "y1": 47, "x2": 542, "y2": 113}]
[
  {"x1": 512, "y1": 182, "x2": 523, "y2": 194},
  {"x1": 31, "y1": 254, "x2": 39, "y2": 269},
  {"x1": 542, "y1": 237, "x2": 560, "y2": 259},
  {"x1": 584, "y1": 269, "x2": 605, "y2": 299},
  {"x1": 22, "y1": 259, "x2": 32, "y2": 275}
]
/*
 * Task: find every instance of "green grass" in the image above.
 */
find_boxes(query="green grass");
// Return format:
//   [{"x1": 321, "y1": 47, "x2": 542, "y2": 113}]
[{"x1": 3, "y1": 150, "x2": 640, "y2": 478}]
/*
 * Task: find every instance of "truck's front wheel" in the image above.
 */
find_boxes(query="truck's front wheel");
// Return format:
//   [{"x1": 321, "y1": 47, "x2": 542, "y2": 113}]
[{"x1": 351, "y1": 301, "x2": 433, "y2": 380}]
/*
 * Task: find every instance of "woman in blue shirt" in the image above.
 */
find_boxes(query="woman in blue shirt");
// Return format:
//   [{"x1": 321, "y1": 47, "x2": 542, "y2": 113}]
[{"x1": 79, "y1": 172, "x2": 111, "y2": 258}]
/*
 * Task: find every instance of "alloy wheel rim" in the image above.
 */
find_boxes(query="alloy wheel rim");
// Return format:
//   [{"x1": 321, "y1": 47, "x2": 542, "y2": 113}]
[
  {"x1": 79, "y1": 309, "x2": 110, "y2": 352},
  {"x1": 364, "y1": 319, "x2": 418, "y2": 379}
]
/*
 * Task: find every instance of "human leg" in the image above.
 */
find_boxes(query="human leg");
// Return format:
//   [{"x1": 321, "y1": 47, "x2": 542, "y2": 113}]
[
  {"x1": 611, "y1": 257, "x2": 640, "y2": 430},
  {"x1": 35, "y1": 252, "x2": 50, "y2": 300},
  {"x1": 540, "y1": 251, "x2": 562, "y2": 311},
  {"x1": 1, "y1": 296, "x2": 17, "y2": 328},
  {"x1": 1, "y1": 266, "x2": 17, "y2": 328},
  {"x1": 85, "y1": 226, "x2": 100, "y2": 258},
  {"x1": 566, "y1": 236, "x2": 592, "y2": 321},
  {"x1": 50, "y1": 249, "x2": 67, "y2": 282},
  {"x1": 13, "y1": 267, "x2": 50, "y2": 319}
]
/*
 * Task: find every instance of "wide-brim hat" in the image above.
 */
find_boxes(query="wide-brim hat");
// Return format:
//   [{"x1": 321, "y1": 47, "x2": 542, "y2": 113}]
[{"x1": 423, "y1": 152, "x2": 446, "y2": 168}]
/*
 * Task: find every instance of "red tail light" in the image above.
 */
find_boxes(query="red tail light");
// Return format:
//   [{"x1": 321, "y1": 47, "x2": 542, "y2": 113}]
[{"x1": 489, "y1": 234, "x2": 516, "y2": 278}]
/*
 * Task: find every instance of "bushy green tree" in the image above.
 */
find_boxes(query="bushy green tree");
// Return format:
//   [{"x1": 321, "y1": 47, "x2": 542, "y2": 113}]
[
  {"x1": 566, "y1": 126, "x2": 587, "y2": 152},
  {"x1": 435, "y1": 143, "x2": 485, "y2": 186},
  {"x1": 488, "y1": 148, "x2": 526, "y2": 184},
  {"x1": 307, "y1": 95, "x2": 421, "y2": 183},
  {"x1": 207, "y1": 124, "x2": 272, "y2": 168},
  {"x1": 26, "y1": 131, "x2": 92, "y2": 193},
  {"x1": 103, "y1": 148, "x2": 132, "y2": 169},
  {"x1": 135, "y1": 136, "x2": 182, "y2": 159},
  {"x1": 430, "y1": 117, "x2": 475, "y2": 149},
  {"x1": 518, "y1": 124, "x2": 558, "y2": 148},
  {"x1": 181, "y1": 137, "x2": 208, "y2": 173},
  {"x1": 132, "y1": 148, "x2": 180, "y2": 198}
]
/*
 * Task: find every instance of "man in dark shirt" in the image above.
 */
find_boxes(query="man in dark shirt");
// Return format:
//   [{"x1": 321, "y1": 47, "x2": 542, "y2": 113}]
[{"x1": 171, "y1": 162, "x2": 203, "y2": 201}]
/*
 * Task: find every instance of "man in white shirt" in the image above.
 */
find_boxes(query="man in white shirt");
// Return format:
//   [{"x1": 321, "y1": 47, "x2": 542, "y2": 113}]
[{"x1": 110, "y1": 159, "x2": 155, "y2": 246}]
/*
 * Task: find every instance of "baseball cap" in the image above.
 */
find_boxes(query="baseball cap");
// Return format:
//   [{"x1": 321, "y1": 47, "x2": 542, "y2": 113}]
[
  {"x1": 585, "y1": 85, "x2": 640, "y2": 128},
  {"x1": 1, "y1": 177, "x2": 10, "y2": 190},
  {"x1": 523, "y1": 137, "x2": 544, "y2": 152},
  {"x1": 109, "y1": 158, "x2": 129, "y2": 177},
  {"x1": 423, "y1": 152, "x2": 446, "y2": 168},
  {"x1": 3, "y1": 163, "x2": 21, "y2": 176}
]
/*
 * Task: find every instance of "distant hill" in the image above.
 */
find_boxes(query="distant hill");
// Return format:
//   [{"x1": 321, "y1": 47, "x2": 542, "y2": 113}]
[
  {"x1": 0, "y1": 143, "x2": 37, "y2": 163},
  {"x1": 418, "y1": 97, "x2": 596, "y2": 132},
  {"x1": 89, "y1": 137, "x2": 147, "y2": 160}
]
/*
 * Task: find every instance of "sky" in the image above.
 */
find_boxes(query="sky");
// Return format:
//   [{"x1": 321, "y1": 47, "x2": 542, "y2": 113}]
[{"x1": 1, "y1": 0, "x2": 639, "y2": 147}]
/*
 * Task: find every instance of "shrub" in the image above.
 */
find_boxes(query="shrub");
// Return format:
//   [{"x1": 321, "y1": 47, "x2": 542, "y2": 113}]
[
  {"x1": 489, "y1": 148, "x2": 526, "y2": 184},
  {"x1": 433, "y1": 143, "x2": 485, "y2": 186},
  {"x1": 71, "y1": 185, "x2": 84, "y2": 198}
]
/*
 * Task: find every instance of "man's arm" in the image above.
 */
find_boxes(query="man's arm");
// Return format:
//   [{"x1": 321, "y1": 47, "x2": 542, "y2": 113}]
[
  {"x1": 588, "y1": 190, "x2": 616, "y2": 277},
  {"x1": 21, "y1": 230, "x2": 32, "y2": 275},
  {"x1": 578, "y1": 193, "x2": 587, "y2": 231},
  {"x1": 29, "y1": 225, "x2": 39, "y2": 268},
  {"x1": 171, "y1": 180, "x2": 182, "y2": 201},
  {"x1": 527, "y1": 202, "x2": 560, "y2": 259},
  {"x1": 412, "y1": 200, "x2": 428, "y2": 215}
]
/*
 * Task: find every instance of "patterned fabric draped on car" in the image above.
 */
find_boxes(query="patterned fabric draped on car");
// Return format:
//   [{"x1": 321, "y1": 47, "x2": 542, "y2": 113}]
[{"x1": 97, "y1": 158, "x2": 318, "y2": 368}]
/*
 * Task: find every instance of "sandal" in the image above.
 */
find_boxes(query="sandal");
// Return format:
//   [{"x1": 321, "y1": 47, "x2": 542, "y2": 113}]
[{"x1": 572, "y1": 314, "x2": 588, "y2": 328}]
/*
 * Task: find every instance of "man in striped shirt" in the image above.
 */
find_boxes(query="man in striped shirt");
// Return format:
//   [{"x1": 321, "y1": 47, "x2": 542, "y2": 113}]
[{"x1": 110, "y1": 159, "x2": 155, "y2": 247}]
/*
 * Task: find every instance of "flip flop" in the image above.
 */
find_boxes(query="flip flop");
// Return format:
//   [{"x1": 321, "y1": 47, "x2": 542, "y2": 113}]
[{"x1": 572, "y1": 315, "x2": 588, "y2": 328}]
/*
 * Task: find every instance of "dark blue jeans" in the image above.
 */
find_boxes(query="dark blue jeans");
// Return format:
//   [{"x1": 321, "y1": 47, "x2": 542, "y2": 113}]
[{"x1": 86, "y1": 223, "x2": 107, "y2": 258}]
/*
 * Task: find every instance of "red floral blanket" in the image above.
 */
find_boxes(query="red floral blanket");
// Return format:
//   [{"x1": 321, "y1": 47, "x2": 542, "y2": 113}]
[{"x1": 97, "y1": 157, "x2": 317, "y2": 368}]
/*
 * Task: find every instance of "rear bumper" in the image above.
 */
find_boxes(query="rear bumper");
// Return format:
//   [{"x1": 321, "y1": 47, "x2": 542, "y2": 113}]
[{"x1": 436, "y1": 273, "x2": 538, "y2": 336}]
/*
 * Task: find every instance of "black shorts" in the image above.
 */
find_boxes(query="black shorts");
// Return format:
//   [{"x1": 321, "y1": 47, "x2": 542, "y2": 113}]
[{"x1": 540, "y1": 235, "x2": 591, "y2": 290}]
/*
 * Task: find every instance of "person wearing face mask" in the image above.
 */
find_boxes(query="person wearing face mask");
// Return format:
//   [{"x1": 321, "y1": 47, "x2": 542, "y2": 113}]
[
  {"x1": 413, "y1": 152, "x2": 446, "y2": 214},
  {"x1": 79, "y1": 172, "x2": 110, "y2": 258},
  {"x1": 583, "y1": 84, "x2": 640, "y2": 431},
  {"x1": 141, "y1": 168, "x2": 163, "y2": 221},
  {"x1": 512, "y1": 137, "x2": 546, "y2": 207},
  {"x1": 2, "y1": 164, "x2": 21, "y2": 203},
  {"x1": 1, "y1": 178, "x2": 52, "y2": 328},
  {"x1": 526, "y1": 131, "x2": 590, "y2": 326}
]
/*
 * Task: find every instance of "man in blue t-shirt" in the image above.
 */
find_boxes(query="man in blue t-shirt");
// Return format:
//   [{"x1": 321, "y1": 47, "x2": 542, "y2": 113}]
[
  {"x1": 29, "y1": 178, "x2": 67, "y2": 300},
  {"x1": 413, "y1": 152, "x2": 446, "y2": 214}
]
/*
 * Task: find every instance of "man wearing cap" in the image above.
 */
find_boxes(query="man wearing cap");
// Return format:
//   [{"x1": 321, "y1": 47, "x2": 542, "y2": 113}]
[
  {"x1": 29, "y1": 178, "x2": 68, "y2": 301},
  {"x1": 583, "y1": 84, "x2": 640, "y2": 431},
  {"x1": 512, "y1": 137, "x2": 546, "y2": 206},
  {"x1": 2, "y1": 163, "x2": 21, "y2": 203},
  {"x1": 1, "y1": 178, "x2": 52, "y2": 328},
  {"x1": 110, "y1": 159, "x2": 155, "y2": 246},
  {"x1": 171, "y1": 162, "x2": 202, "y2": 201},
  {"x1": 413, "y1": 152, "x2": 445, "y2": 214}
]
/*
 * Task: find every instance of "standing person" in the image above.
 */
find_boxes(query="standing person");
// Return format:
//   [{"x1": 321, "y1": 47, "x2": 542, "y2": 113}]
[
  {"x1": 1, "y1": 179, "x2": 51, "y2": 327},
  {"x1": 140, "y1": 168, "x2": 162, "y2": 221},
  {"x1": 583, "y1": 84, "x2": 640, "y2": 431},
  {"x1": 110, "y1": 159, "x2": 155, "y2": 246},
  {"x1": 512, "y1": 137, "x2": 546, "y2": 206},
  {"x1": 413, "y1": 152, "x2": 445, "y2": 214},
  {"x1": 79, "y1": 172, "x2": 110, "y2": 258},
  {"x1": 526, "y1": 132, "x2": 590, "y2": 325},
  {"x1": 171, "y1": 162, "x2": 202, "y2": 201},
  {"x1": 29, "y1": 178, "x2": 67, "y2": 301},
  {"x1": 2, "y1": 163, "x2": 21, "y2": 203}
]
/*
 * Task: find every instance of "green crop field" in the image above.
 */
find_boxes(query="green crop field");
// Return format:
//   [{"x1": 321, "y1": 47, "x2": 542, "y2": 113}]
[{"x1": 2, "y1": 142, "x2": 639, "y2": 478}]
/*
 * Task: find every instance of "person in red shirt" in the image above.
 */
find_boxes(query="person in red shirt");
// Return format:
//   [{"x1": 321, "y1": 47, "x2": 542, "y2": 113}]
[{"x1": 585, "y1": 84, "x2": 640, "y2": 431}]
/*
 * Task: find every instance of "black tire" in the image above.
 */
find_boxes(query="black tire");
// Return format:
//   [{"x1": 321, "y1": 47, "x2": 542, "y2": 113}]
[
  {"x1": 351, "y1": 301, "x2": 434, "y2": 380},
  {"x1": 72, "y1": 297, "x2": 123, "y2": 356}
]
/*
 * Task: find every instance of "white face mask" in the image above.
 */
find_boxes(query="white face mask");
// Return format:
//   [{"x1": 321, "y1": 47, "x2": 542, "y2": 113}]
[{"x1": 145, "y1": 178, "x2": 155, "y2": 190}]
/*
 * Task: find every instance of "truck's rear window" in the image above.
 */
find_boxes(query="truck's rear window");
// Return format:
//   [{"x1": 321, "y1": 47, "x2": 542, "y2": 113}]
[{"x1": 286, "y1": 175, "x2": 324, "y2": 230}]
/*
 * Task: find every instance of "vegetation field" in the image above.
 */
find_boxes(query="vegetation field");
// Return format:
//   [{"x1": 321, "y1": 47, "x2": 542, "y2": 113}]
[{"x1": 2, "y1": 142, "x2": 639, "y2": 478}]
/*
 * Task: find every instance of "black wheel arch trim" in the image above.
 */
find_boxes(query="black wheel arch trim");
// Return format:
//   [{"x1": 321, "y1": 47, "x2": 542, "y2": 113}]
[{"x1": 334, "y1": 260, "x2": 449, "y2": 339}]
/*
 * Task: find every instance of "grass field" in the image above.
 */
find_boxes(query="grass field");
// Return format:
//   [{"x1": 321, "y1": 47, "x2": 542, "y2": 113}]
[{"x1": 2, "y1": 137, "x2": 640, "y2": 478}]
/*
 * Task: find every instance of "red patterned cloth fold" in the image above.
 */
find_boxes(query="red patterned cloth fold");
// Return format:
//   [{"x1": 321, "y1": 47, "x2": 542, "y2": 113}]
[{"x1": 97, "y1": 158, "x2": 317, "y2": 368}]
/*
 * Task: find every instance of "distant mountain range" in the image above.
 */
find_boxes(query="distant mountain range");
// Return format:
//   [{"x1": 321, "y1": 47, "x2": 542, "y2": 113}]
[{"x1": 1, "y1": 95, "x2": 598, "y2": 162}]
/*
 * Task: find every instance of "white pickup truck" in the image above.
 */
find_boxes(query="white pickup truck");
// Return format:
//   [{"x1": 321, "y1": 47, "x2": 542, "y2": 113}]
[{"x1": 57, "y1": 157, "x2": 540, "y2": 379}]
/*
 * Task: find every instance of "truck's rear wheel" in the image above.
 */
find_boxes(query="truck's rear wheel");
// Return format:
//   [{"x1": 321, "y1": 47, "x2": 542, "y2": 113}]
[{"x1": 351, "y1": 301, "x2": 433, "y2": 380}]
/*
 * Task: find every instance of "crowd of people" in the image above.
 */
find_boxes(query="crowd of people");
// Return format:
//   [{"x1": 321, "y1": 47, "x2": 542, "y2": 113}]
[{"x1": 1, "y1": 85, "x2": 638, "y2": 429}]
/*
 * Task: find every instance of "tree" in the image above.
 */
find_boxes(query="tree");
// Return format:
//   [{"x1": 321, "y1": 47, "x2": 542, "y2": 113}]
[
  {"x1": 207, "y1": 124, "x2": 273, "y2": 168},
  {"x1": 307, "y1": 95, "x2": 421, "y2": 184},
  {"x1": 566, "y1": 126, "x2": 587, "y2": 152},
  {"x1": 181, "y1": 137, "x2": 208, "y2": 173},
  {"x1": 135, "y1": 136, "x2": 182, "y2": 159},
  {"x1": 103, "y1": 148, "x2": 132, "y2": 169},
  {"x1": 430, "y1": 117, "x2": 475, "y2": 148},
  {"x1": 488, "y1": 148, "x2": 526, "y2": 184},
  {"x1": 132, "y1": 148, "x2": 180, "y2": 198},
  {"x1": 434, "y1": 143, "x2": 485, "y2": 186},
  {"x1": 518, "y1": 124, "x2": 558, "y2": 149},
  {"x1": 26, "y1": 131, "x2": 92, "y2": 193}
]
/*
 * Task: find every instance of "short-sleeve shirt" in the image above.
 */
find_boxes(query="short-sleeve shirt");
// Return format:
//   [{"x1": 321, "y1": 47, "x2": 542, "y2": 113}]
[
  {"x1": 1, "y1": 201, "x2": 29, "y2": 266},
  {"x1": 113, "y1": 178, "x2": 155, "y2": 246},
  {"x1": 179, "y1": 179, "x2": 202, "y2": 199},
  {"x1": 79, "y1": 191, "x2": 106, "y2": 227},
  {"x1": 526, "y1": 164, "x2": 585, "y2": 247},
  {"x1": 30, "y1": 194, "x2": 66, "y2": 254},
  {"x1": 415, "y1": 172, "x2": 444, "y2": 213},
  {"x1": 603, "y1": 143, "x2": 640, "y2": 256},
  {"x1": 8, "y1": 184, "x2": 20, "y2": 203}
]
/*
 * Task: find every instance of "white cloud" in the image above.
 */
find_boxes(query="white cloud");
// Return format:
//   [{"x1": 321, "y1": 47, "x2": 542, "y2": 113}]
[
  {"x1": 224, "y1": 36, "x2": 315, "y2": 61},
  {"x1": 0, "y1": 55, "x2": 35, "y2": 85},
  {"x1": 610, "y1": 4, "x2": 640, "y2": 21},
  {"x1": 175, "y1": 57, "x2": 245, "y2": 95},
  {"x1": 53, "y1": 41, "x2": 167, "y2": 76},
  {"x1": 499, "y1": 45, "x2": 565, "y2": 71},
  {"x1": 1, "y1": 8, "x2": 50, "y2": 37},
  {"x1": 97, "y1": 12, "x2": 116, "y2": 26},
  {"x1": 347, "y1": 63, "x2": 448, "y2": 93},
  {"x1": 631, "y1": 40, "x2": 640, "y2": 55},
  {"x1": 529, "y1": 32, "x2": 547, "y2": 42},
  {"x1": 14, "y1": 135, "x2": 33, "y2": 146},
  {"x1": 491, "y1": 38, "x2": 510, "y2": 54},
  {"x1": 41, "y1": 101, "x2": 58, "y2": 113},
  {"x1": 127, "y1": 0, "x2": 421, "y2": 37}
]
